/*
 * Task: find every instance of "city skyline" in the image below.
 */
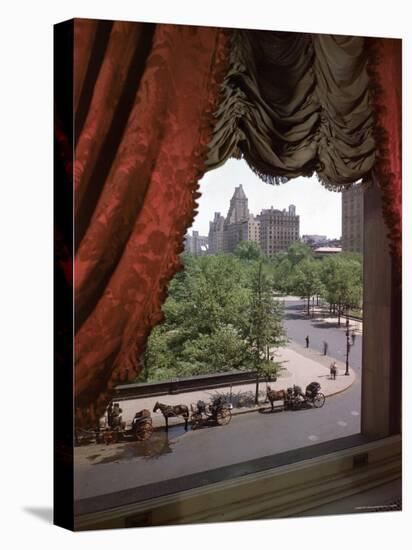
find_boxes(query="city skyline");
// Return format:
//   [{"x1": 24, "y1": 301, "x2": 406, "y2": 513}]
[{"x1": 190, "y1": 158, "x2": 342, "y2": 239}]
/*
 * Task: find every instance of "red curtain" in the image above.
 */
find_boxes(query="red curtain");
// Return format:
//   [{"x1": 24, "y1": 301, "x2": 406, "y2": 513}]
[
  {"x1": 74, "y1": 20, "x2": 230, "y2": 425},
  {"x1": 368, "y1": 38, "x2": 402, "y2": 270}
]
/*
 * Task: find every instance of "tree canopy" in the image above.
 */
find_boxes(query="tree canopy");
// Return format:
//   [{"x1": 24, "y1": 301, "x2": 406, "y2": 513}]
[
  {"x1": 142, "y1": 242, "x2": 362, "y2": 382},
  {"x1": 234, "y1": 240, "x2": 265, "y2": 261},
  {"x1": 143, "y1": 252, "x2": 286, "y2": 382}
]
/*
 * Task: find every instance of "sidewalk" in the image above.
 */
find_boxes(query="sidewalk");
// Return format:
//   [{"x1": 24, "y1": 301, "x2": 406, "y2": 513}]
[{"x1": 112, "y1": 342, "x2": 355, "y2": 428}]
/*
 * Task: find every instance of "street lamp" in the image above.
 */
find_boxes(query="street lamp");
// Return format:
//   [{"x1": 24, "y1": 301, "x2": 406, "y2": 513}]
[{"x1": 345, "y1": 315, "x2": 351, "y2": 375}]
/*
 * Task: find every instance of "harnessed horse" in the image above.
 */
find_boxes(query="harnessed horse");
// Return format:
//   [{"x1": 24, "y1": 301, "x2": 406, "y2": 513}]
[
  {"x1": 266, "y1": 386, "x2": 287, "y2": 411},
  {"x1": 153, "y1": 402, "x2": 189, "y2": 431}
]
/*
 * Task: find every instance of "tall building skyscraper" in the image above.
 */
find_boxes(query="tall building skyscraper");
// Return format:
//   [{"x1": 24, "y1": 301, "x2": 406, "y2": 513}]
[
  {"x1": 222, "y1": 185, "x2": 251, "y2": 252},
  {"x1": 342, "y1": 185, "x2": 364, "y2": 254},
  {"x1": 208, "y1": 186, "x2": 299, "y2": 255},
  {"x1": 225, "y1": 184, "x2": 249, "y2": 224}
]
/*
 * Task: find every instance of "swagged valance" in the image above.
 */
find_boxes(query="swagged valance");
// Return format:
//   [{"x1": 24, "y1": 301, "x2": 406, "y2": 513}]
[
  {"x1": 207, "y1": 30, "x2": 376, "y2": 189},
  {"x1": 54, "y1": 21, "x2": 401, "y2": 425}
]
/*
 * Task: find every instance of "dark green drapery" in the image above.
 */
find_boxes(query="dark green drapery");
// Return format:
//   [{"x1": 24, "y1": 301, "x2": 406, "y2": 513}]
[{"x1": 207, "y1": 30, "x2": 375, "y2": 189}]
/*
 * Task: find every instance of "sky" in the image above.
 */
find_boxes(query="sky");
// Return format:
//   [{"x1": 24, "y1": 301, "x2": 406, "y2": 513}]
[{"x1": 190, "y1": 158, "x2": 342, "y2": 240}]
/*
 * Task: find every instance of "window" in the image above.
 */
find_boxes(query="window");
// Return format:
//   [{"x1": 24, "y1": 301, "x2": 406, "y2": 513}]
[
  {"x1": 66, "y1": 20, "x2": 401, "y2": 529},
  {"x1": 75, "y1": 175, "x2": 400, "y2": 530}
]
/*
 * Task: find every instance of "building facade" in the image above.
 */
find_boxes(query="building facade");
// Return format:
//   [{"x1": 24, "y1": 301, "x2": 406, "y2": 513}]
[
  {"x1": 208, "y1": 186, "x2": 299, "y2": 256},
  {"x1": 259, "y1": 205, "x2": 300, "y2": 256},
  {"x1": 222, "y1": 184, "x2": 250, "y2": 252},
  {"x1": 342, "y1": 185, "x2": 364, "y2": 254},
  {"x1": 184, "y1": 230, "x2": 209, "y2": 255},
  {"x1": 208, "y1": 212, "x2": 225, "y2": 254}
]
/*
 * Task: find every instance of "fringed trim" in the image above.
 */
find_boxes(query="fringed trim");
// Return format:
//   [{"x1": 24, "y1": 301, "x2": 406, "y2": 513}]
[
  {"x1": 245, "y1": 157, "x2": 291, "y2": 186},
  {"x1": 246, "y1": 157, "x2": 366, "y2": 193},
  {"x1": 315, "y1": 173, "x2": 369, "y2": 193},
  {"x1": 366, "y1": 37, "x2": 402, "y2": 279}
]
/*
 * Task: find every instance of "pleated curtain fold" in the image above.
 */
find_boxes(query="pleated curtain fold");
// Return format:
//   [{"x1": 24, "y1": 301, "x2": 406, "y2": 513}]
[{"x1": 73, "y1": 20, "x2": 230, "y2": 424}]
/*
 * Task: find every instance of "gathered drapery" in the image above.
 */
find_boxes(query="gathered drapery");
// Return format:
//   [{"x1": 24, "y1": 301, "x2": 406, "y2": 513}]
[
  {"x1": 74, "y1": 20, "x2": 230, "y2": 425},
  {"x1": 68, "y1": 21, "x2": 401, "y2": 425},
  {"x1": 206, "y1": 30, "x2": 376, "y2": 189}
]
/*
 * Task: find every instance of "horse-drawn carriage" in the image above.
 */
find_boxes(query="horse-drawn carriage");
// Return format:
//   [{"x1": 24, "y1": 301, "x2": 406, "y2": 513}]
[
  {"x1": 75, "y1": 402, "x2": 153, "y2": 445},
  {"x1": 285, "y1": 382, "x2": 325, "y2": 410},
  {"x1": 266, "y1": 382, "x2": 325, "y2": 411},
  {"x1": 152, "y1": 396, "x2": 233, "y2": 431},
  {"x1": 190, "y1": 396, "x2": 233, "y2": 429}
]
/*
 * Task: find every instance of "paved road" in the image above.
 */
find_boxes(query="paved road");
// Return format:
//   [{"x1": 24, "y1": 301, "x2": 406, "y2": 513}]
[
  {"x1": 74, "y1": 298, "x2": 362, "y2": 502},
  {"x1": 76, "y1": 383, "x2": 361, "y2": 501},
  {"x1": 283, "y1": 299, "x2": 362, "y2": 372},
  {"x1": 75, "y1": 378, "x2": 361, "y2": 501}
]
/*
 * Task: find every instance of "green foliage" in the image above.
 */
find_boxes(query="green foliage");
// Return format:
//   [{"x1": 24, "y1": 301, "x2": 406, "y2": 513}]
[
  {"x1": 143, "y1": 241, "x2": 363, "y2": 382},
  {"x1": 180, "y1": 325, "x2": 253, "y2": 375},
  {"x1": 285, "y1": 242, "x2": 313, "y2": 266},
  {"x1": 260, "y1": 359, "x2": 282, "y2": 379},
  {"x1": 144, "y1": 327, "x2": 179, "y2": 381},
  {"x1": 271, "y1": 244, "x2": 363, "y2": 320},
  {"x1": 273, "y1": 257, "x2": 293, "y2": 294},
  {"x1": 290, "y1": 258, "x2": 323, "y2": 314},
  {"x1": 248, "y1": 263, "x2": 287, "y2": 368},
  {"x1": 234, "y1": 240, "x2": 265, "y2": 261},
  {"x1": 319, "y1": 256, "x2": 362, "y2": 315},
  {"x1": 272, "y1": 243, "x2": 313, "y2": 294},
  {"x1": 339, "y1": 251, "x2": 363, "y2": 265},
  {"x1": 144, "y1": 253, "x2": 286, "y2": 382},
  {"x1": 247, "y1": 262, "x2": 287, "y2": 402}
]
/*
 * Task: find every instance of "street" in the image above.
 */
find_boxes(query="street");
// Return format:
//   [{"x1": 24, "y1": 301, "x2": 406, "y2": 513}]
[
  {"x1": 283, "y1": 299, "x2": 362, "y2": 372},
  {"x1": 74, "y1": 298, "x2": 362, "y2": 505}
]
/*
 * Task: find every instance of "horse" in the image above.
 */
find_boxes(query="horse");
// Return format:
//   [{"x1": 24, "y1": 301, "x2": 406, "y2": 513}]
[
  {"x1": 153, "y1": 402, "x2": 189, "y2": 431},
  {"x1": 266, "y1": 386, "x2": 287, "y2": 412}
]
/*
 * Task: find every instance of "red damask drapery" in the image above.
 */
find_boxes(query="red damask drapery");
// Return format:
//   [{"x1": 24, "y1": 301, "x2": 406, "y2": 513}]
[
  {"x1": 368, "y1": 38, "x2": 402, "y2": 266},
  {"x1": 73, "y1": 20, "x2": 230, "y2": 424},
  {"x1": 65, "y1": 21, "x2": 401, "y2": 426}
]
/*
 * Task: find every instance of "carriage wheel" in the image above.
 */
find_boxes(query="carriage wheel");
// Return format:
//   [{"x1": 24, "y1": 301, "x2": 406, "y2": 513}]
[
  {"x1": 134, "y1": 422, "x2": 153, "y2": 441},
  {"x1": 313, "y1": 393, "x2": 326, "y2": 408},
  {"x1": 216, "y1": 408, "x2": 232, "y2": 426},
  {"x1": 191, "y1": 413, "x2": 202, "y2": 430}
]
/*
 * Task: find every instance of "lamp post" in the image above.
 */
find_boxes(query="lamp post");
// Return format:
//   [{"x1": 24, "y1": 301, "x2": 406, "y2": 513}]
[{"x1": 345, "y1": 315, "x2": 351, "y2": 375}]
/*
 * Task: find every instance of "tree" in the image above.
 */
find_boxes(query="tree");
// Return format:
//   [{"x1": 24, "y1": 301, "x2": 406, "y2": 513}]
[
  {"x1": 180, "y1": 324, "x2": 253, "y2": 375},
  {"x1": 247, "y1": 262, "x2": 287, "y2": 404},
  {"x1": 272, "y1": 257, "x2": 293, "y2": 294},
  {"x1": 271, "y1": 243, "x2": 314, "y2": 295},
  {"x1": 143, "y1": 253, "x2": 252, "y2": 381},
  {"x1": 320, "y1": 256, "x2": 363, "y2": 326},
  {"x1": 286, "y1": 242, "x2": 313, "y2": 266},
  {"x1": 234, "y1": 240, "x2": 264, "y2": 261},
  {"x1": 180, "y1": 254, "x2": 251, "y2": 337},
  {"x1": 291, "y1": 259, "x2": 323, "y2": 315},
  {"x1": 144, "y1": 326, "x2": 179, "y2": 381}
]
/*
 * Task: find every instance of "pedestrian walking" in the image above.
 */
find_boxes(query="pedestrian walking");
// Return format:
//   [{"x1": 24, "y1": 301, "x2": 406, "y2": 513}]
[
  {"x1": 323, "y1": 341, "x2": 328, "y2": 356},
  {"x1": 330, "y1": 361, "x2": 337, "y2": 380},
  {"x1": 305, "y1": 335, "x2": 309, "y2": 348},
  {"x1": 351, "y1": 331, "x2": 356, "y2": 346}
]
